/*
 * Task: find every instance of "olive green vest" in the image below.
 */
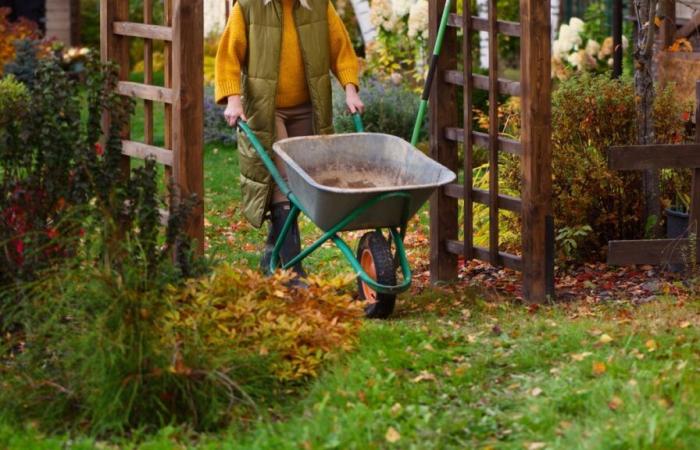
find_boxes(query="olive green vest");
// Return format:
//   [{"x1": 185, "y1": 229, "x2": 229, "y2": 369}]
[{"x1": 237, "y1": 0, "x2": 334, "y2": 228}]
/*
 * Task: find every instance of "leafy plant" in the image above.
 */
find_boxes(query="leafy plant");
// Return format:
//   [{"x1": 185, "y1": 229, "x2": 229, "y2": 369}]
[
  {"x1": 556, "y1": 225, "x2": 593, "y2": 263},
  {"x1": 0, "y1": 8, "x2": 45, "y2": 75},
  {"x1": 500, "y1": 74, "x2": 688, "y2": 262},
  {"x1": 333, "y1": 78, "x2": 425, "y2": 142},
  {"x1": 165, "y1": 267, "x2": 364, "y2": 382}
]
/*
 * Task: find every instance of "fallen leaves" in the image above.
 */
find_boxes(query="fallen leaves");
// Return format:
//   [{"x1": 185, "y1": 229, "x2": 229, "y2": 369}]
[
  {"x1": 645, "y1": 339, "x2": 657, "y2": 352},
  {"x1": 385, "y1": 427, "x2": 401, "y2": 443},
  {"x1": 598, "y1": 334, "x2": 613, "y2": 344},
  {"x1": 608, "y1": 396, "x2": 623, "y2": 411},
  {"x1": 531, "y1": 387, "x2": 543, "y2": 397},
  {"x1": 592, "y1": 361, "x2": 607, "y2": 376},
  {"x1": 571, "y1": 352, "x2": 593, "y2": 361},
  {"x1": 411, "y1": 371, "x2": 436, "y2": 383}
]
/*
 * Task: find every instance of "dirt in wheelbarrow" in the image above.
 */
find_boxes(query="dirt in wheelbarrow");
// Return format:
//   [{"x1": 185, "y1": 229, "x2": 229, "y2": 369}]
[{"x1": 310, "y1": 166, "x2": 404, "y2": 190}]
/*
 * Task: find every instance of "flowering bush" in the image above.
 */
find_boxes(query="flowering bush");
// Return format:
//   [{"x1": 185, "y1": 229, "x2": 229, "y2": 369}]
[
  {"x1": 552, "y1": 16, "x2": 629, "y2": 80},
  {"x1": 367, "y1": 0, "x2": 429, "y2": 87}
]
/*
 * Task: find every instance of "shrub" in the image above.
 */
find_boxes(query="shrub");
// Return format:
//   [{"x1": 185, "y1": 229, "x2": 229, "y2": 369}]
[
  {"x1": 500, "y1": 74, "x2": 688, "y2": 262},
  {"x1": 333, "y1": 78, "x2": 426, "y2": 142},
  {"x1": 165, "y1": 268, "x2": 364, "y2": 382},
  {"x1": 1, "y1": 263, "x2": 361, "y2": 433}
]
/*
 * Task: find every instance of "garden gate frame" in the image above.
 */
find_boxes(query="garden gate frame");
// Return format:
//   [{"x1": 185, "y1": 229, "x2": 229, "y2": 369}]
[
  {"x1": 429, "y1": 0, "x2": 554, "y2": 302},
  {"x1": 100, "y1": 0, "x2": 205, "y2": 253}
]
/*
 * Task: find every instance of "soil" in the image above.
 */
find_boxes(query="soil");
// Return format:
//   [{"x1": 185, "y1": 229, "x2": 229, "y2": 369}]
[{"x1": 311, "y1": 167, "x2": 401, "y2": 190}]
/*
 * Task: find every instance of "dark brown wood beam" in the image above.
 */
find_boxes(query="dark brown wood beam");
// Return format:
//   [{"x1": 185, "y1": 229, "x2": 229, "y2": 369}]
[
  {"x1": 607, "y1": 239, "x2": 690, "y2": 265},
  {"x1": 608, "y1": 144, "x2": 700, "y2": 170}
]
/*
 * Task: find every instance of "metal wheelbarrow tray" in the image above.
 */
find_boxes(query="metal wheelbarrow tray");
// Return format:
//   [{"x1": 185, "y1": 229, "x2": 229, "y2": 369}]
[
  {"x1": 237, "y1": 118, "x2": 455, "y2": 318},
  {"x1": 273, "y1": 133, "x2": 456, "y2": 231}
]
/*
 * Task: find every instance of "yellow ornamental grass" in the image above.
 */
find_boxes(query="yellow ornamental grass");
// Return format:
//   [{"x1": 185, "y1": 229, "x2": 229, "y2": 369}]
[{"x1": 163, "y1": 266, "x2": 364, "y2": 382}]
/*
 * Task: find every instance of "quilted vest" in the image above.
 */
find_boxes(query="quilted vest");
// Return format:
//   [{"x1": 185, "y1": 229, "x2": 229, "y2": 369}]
[{"x1": 237, "y1": 0, "x2": 334, "y2": 228}]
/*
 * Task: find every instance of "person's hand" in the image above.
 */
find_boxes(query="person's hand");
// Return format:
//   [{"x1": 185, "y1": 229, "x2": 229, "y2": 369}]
[
  {"x1": 224, "y1": 95, "x2": 247, "y2": 126},
  {"x1": 345, "y1": 84, "x2": 364, "y2": 114}
]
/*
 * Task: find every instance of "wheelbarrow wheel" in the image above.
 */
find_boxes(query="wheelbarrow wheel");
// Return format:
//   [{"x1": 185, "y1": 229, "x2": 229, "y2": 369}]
[{"x1": 356, "y1": 231, "x2": 397, "y2": 319}]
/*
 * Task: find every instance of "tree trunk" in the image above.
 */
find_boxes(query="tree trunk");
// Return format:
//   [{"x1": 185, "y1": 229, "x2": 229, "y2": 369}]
[{"x1": 633, "y1": 0, "x2": 660, "y2": 235}]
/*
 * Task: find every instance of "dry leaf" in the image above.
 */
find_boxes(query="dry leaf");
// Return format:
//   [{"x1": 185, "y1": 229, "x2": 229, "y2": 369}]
[
  {"x1": 385, "y1": 427, "x2": 401, "y2": 443},
  {"x1": 527, "y1": 443, "x2": 546, "y2": 450},
  {"x1": 680, "y1": 321, "x2": 691, "y2": 329},
  {"x1": 412, "y1": 371, "x2": 436, "y2": 383},
  {"x1": 608, "y1": 396, "x2": 623, "y2": 411},
  {"x1": 390, "y1": 403, "x2": 402, "y2": 416},
  {"x1": 592, "y1": 361, "x2": 607, "y2": 376},
  {"x1": 599, "y1": 334, "x2": 613, "y2": 344},
  {"x1": 645, "y1": 339, "x2": 657, "y2": 352},
  {"x1": 571, "y1": 352, "x2": 593, "y2": 361},
  {"x1": 531, "y1": 387, "x2": 543, "y2": 397}
]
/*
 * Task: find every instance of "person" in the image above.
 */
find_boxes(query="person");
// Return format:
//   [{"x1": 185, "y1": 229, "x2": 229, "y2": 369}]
[{"x1": 215, "y1": 0, "x2": 364, "y2": 279}]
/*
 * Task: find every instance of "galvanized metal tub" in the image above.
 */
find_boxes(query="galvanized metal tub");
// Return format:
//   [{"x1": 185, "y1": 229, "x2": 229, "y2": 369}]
[{"x1": 273, "y1": 133, "x2": 456, "y2": 231}]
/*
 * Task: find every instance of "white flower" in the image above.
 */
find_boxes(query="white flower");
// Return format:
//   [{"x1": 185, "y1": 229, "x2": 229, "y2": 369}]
[
  {"x1": 370, "y1": 0, "x2": 398, "y2": 31},
  {"x1": 569, "y1": 17, "x2": 585, "y2": 34},
  {"x1": 557, "y1": 23, "x2": 582, "y2": 52},
  {"x1": 79, "y1": 47, "x2": 90, "y2": 56},
  {"x1": 552, "y1": 40, "x2": 567, "y2": 62},
  {"x1": 407, "y1": 0, "x2": 428, "y2": 39},
  {"x1": 392, "y1": 0, "x2": 414, "y2": 18},
  {"x1": 567, "y1": 51, "x2": 582, "y2": 69},
  {"x1": 585, "y1": 39, "x2": 600, "y2": 58}
]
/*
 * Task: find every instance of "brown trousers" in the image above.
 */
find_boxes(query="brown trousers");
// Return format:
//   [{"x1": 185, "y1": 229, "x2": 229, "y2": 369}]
[{"x1": 272, "y1": 102, "x2": 314, "y2": 205}]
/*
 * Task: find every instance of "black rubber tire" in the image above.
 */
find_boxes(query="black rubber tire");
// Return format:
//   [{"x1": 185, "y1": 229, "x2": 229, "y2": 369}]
[{"x1": 356, "y1": 231, "x2": 397, "y2": 319}]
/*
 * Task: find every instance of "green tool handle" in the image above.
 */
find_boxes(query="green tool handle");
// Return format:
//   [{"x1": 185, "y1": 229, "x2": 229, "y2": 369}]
[
  {"x1": 352, "y1": 112, "x2": 364, "y2": 132},
  {"x1": 410, "y1": 0, "x2": 453, "y2": 147}
]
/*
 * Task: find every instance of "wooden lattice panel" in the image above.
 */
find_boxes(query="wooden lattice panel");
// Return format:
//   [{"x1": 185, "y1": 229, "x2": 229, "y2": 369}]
[
  {"x1": 100, "y1": 0, "x2": 204, "y2": 253},
  {"x1": 429, "y1": 0, "x2": 553, "y2": 301}
]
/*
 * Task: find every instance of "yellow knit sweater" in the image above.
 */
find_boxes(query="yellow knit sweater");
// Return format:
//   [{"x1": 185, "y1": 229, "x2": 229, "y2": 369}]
[{"x1": 215, "y1": 0, "x2": 360, "y2": 108}]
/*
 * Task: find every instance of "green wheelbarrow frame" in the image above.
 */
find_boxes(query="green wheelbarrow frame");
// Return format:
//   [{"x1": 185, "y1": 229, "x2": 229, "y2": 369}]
[{"x1": 237, "y1": 116, "x2": 413, "y2": 295}]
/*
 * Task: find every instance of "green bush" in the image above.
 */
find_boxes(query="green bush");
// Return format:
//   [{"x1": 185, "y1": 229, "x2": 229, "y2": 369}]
[
  {"x1": 501, "y1": 74, "x2": 688, "y2": 262},
  {"x1": 333, "y1": 78, "x2": 425, "y2": 142}
]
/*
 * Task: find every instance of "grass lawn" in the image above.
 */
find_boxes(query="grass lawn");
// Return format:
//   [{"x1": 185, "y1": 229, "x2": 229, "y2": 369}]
[{"x1": 2, "y1": 105, "x2": 699, "y2": 449}]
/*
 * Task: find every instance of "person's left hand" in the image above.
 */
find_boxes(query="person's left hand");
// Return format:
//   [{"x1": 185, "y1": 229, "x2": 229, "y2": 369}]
[{"x1": 345, "y1": 84, "x2": 364, "y2": 114}]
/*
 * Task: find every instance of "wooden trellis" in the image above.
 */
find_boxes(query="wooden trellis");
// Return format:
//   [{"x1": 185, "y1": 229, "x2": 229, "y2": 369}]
[
  {"x1": 606, "y1": 82, "x2": 700, "y2": 266},
  {"x1": 429, "y1": 0, "x2": 554, "y2": 302},
  {"x1": 100, "y1": 0, "x2": 204, "y2": 253}
]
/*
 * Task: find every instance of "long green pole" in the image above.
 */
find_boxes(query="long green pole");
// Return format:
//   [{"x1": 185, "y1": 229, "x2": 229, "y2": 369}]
[{"x1": 410, "y1": 0, "x2": 453, "y2": 147}]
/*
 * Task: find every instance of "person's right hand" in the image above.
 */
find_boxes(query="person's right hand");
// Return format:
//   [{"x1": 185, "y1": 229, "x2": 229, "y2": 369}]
[{"x1": 224, "y1": 95, "x2": 247, "y2": 126}]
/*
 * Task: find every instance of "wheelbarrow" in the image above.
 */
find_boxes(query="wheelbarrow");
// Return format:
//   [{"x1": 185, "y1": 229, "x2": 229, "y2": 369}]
[{"x1": 237, "y1": 115, "x2": 455, "y2": 318}]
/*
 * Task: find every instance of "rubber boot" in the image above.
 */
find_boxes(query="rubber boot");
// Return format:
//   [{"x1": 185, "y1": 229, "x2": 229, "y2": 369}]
[{"x1": 260, "y1": 203, "x2": 307, "y2": 281}]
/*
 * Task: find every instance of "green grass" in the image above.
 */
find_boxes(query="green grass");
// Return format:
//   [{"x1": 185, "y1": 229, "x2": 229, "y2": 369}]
[
  {"x1": 3, "y1": 100, "x2": 700, "y2": 449},
  {"x1": 4, "y1": 295, "x2": 700, "y2": 449}
]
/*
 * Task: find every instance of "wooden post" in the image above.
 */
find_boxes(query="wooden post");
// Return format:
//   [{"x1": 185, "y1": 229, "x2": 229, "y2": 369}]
[
  {"x1": 691, "y1": 82, "x2": 700, "y2": 248},
  {"x1": 100, "y1": 0, "x2": 130, "y2": 176},
  {"x1": 462, "y1": 0, "x2": 474, "y2": 261},
  {"x1": 430, "y1": 0, "x2": 459, "y2": 282},
  {"x1": 612, "y1": 0, "x2": 623, "y2": 78},
  {"x1": 172, "y1": 0, "x2": 205, "y2": 254},
  {"x1": 659, "y1": 0, "x2": 676, "y2": 48},
  {"x1": 487, "y1": 0, "x2": 499, "y2": 266},
  {"x1": 520, "y1": 0, "x2": 552, "y2": 302}
]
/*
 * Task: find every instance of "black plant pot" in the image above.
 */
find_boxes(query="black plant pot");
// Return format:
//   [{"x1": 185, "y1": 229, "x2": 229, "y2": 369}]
[{"x1": 666, "y1": 208, "x2": 689, "y2": 239}]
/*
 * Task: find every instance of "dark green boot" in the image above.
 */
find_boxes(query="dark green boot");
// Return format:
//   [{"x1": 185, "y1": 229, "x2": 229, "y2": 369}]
[{"x1": 260, "y1": 203, "x2": 306, "y2": 279}]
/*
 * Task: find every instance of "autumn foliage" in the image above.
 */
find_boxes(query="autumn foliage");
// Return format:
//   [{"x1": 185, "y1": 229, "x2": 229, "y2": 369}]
[
  {"x1": 165, "y1": 267, "x2": 364, "y2": 382},
  {"x1": 0, "y1": 8, "x2": 44, "y2": 74}
]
